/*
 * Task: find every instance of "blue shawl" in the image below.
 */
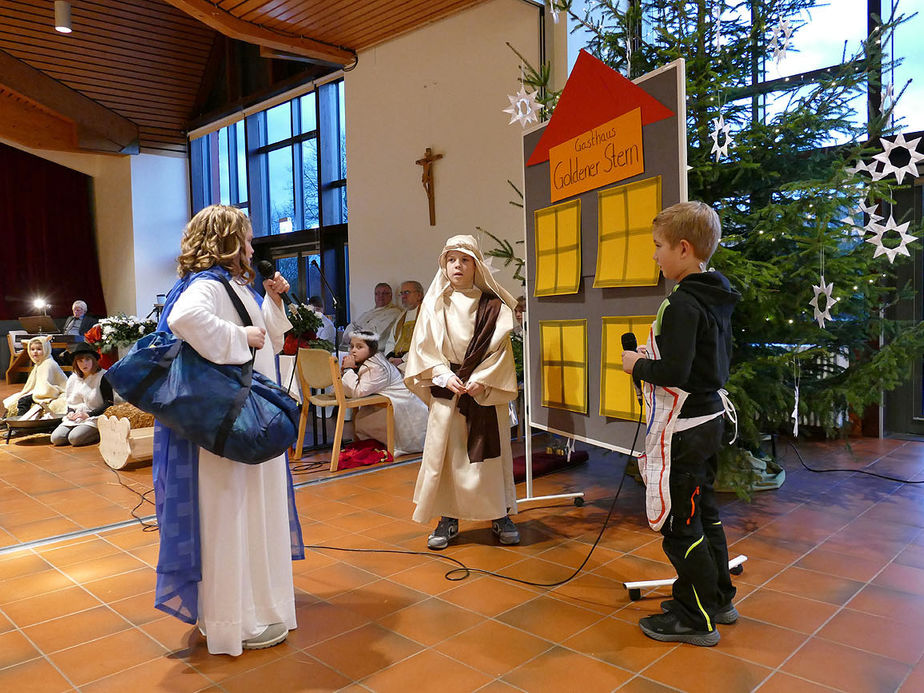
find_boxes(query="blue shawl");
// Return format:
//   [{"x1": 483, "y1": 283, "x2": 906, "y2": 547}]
[{"x1": 151, "y1": 267, "x2": 304, "y2": 624}]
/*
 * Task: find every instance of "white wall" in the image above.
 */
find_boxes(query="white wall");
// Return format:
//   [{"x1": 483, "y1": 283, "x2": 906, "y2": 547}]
[
  {"x1": 344, "y1": 0, "x2": 541, "y2": 315},
  {"x1": 129, "y1": 154, "x2": 190, "y2": 317}
]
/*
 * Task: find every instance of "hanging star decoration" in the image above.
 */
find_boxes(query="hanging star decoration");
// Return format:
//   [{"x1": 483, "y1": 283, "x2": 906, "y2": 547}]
[
  {"x1": 709, "y1": 113, "x2": 735, "y2": 162},
  {"x1": 502, "y1": 85, "x2": 544, "y2": 128},
  {"x1": 865, "y1": 213, "x2": 917, "y2": 263},
  {"x1": 881, "y1": 82, "x2": 895, "y2": 114},
  {"x1": 871, "y1": 133, "x2": 924, "y2": 185},
  {"x1": 809, "y1": 275, "x2": 834, "y2": 328},
  {"x1": 769, "y1": 17, "x2": 794, "y2": 65},
  {"x1": 840, "y1": 199, "x2": 883, "y2": 236}
]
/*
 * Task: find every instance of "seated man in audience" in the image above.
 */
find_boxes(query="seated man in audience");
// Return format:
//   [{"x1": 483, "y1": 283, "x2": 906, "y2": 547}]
[
  {"x1": 62, "y1": 300, "x2": 96, "y2": 340},
  {"x1": 340, "y1": 282, "x2": 402, "y2": 348},
  {"x1": 384, "y1": 280, "x2": 424, "y2": 373},
  {"x1": 308, "y1": 295, "x2": 337, "y2": 344}
]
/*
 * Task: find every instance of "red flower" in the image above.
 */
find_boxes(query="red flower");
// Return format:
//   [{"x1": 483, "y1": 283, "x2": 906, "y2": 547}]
[{"x1": 84, "y1": 325, "x2": 103, "y2": 347}]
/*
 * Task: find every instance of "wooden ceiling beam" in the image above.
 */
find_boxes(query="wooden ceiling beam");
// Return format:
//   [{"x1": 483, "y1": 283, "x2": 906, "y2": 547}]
[
  {"x1": 162, "y1": 0, "x2": 355, "y2": 66},
  {"x1": 0, "y1": 49, "x2": 139, "y2": 154}
]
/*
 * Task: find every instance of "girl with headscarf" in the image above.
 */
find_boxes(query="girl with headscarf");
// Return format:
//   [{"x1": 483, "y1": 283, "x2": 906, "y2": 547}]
[
  {"x1": 404, "y1": 235, "x2": 520, "y2": 550},
  {"x1": 3, "y1": 336, "x2": 67, "y2": 419}
]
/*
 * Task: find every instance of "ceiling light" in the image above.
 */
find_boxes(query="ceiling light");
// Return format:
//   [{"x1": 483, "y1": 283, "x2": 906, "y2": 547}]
[{"x1": 54, "y1": 1, "x2": 72, "y2": 34}]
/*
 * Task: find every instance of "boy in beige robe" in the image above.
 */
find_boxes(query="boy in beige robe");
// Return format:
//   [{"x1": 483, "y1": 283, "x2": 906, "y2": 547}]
[{"x1": 404, "y1": 235, "x2": 520, "y2": 550}]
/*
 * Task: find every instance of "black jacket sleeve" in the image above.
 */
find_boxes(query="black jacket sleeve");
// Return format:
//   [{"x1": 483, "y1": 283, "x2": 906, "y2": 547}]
[
  {"x1": 88, "y1": 377, "x2": 114, "y2": 418},
  {"x1": 631, "y1": 295, "x2": 700, "y2": 388}
]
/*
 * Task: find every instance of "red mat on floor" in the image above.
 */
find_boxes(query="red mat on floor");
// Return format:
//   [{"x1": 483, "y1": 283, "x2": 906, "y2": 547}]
[{"x1": 512, "y1": 450, "x2": 588, "y2": 483}]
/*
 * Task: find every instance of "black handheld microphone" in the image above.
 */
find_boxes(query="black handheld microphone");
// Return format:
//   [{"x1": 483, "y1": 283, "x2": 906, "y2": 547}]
[
  {"x1": 621, "y1": 332, "x2": 644, "y2": 405},
  {"x1": 256, "y1": 260, "x2": 298, "y2": 305}
]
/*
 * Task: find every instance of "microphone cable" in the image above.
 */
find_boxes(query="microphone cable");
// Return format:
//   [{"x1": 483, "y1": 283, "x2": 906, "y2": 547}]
[
  {"x1": 787, "y1": 439, "x2": 924, "y2": 484},
  {"x1": 305, "y1": 410, "x2": 646, "y2": 587}
]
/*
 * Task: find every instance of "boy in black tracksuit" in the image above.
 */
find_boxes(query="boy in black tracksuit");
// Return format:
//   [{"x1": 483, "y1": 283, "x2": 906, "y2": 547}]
[{"x1": 622, "y1": 201, "x2": 741, "y2": 647}]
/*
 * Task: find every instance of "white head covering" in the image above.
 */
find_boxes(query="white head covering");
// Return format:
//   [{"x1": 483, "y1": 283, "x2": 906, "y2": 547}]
[
  {"x1": 420, "y1": 234, "x2": 517, "y2": 310},
  {"x1": 26, "y1": 335, "x2": 52, "y2": 363}
]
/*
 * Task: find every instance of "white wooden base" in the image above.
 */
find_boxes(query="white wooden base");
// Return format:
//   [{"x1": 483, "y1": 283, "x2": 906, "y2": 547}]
[{"x1": 98, "y1": 415, "x2": 154, "y2": 470}]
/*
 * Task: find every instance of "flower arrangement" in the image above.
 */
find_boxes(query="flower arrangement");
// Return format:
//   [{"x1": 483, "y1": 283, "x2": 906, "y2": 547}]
[
  {"x1": 85, "y1": 314, "x2": 156, "y2": 352},
  {"x1": 283, "y1": 303, "x2": 328, "y2": 355}
]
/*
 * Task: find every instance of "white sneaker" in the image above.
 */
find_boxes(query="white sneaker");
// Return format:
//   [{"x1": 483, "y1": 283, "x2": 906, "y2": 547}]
[{"x1": 242, "y1": 623, "x2": 288, "y2": 650}]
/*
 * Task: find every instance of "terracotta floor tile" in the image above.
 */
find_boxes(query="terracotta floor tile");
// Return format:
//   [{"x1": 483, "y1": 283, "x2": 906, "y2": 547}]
[
  {"x1": 795, "y1": 546, "x2": 890, "y2": 582},
  {"x1": 37, "y1": 537, "x2": 124, "y2": 567},
  {"x1": 327, "y1": 578, "x2": 428, "y2": 621},
  {"x1": 440, "y1": 575, "x2": 540, "y2": 617},
  {"x1": 501, "y1": 645, "x2": 631, "y2": 692},
  {"x1": 283, "y1": 600, "x2": 371, "y2": 650},
  {"x1": 58, "y1": 551, "x2": 148, "y2": 583},
  {"x1": 47, "y1": 627, "x2": 167, "y2": 686},
  {"x1": 0, "y1": 551, "x2": 52, "y2": 579},
  {"x1": 496, "y1": 594, "x2": 605, "y2": 643},
  {"x1": 387, "y1": 561, "x2": 474, "y2": 595},
  {"x1": 7, "y1": 516, "x2": 83, "y2": 543},
  {"x1": 2, "y1": 584, "x2": 104, "y2": 629},
  {"x1": 894, "y1": 543, "x2": 924, "y2": 570},
  {"x1": 0, "y1": 628, "x2": 41, "y2": 669},
  {"x1": 358, "y1": 649, "x2": 492, "y2": 693},
  {"x1": 783, "y1": 637, "x2": 910, "y2": 692},
  {"x1": 376, "y1": 597, "x2": 485, "y2": 646},
  {"x1": 848, "y1": 584, "x2": 924, "y2": 626},
  {"x1": 23, "y1": 604, "x2": 132, "y2": 653},
  {"x1": 764, "y1": 566, "x2": 865, "y2": 605},
  {"x1": 107, "y1": 590, "x2": 163, "y2": 626},
  {"x1": 101, "y1": 525, "x2": 160, "y2": 551},
  {"x1": 220, "y1": 651, "x2": 351, "y2": 692},
  {"x1": 82, "y1": 567, "x2": 155, "y2": 603},
  {"x1": 79, "y1": 655, "x2": 213, "y2": 693},
  {"x1": 141, "y1": 615, "x2": 203, "y2": 652},
  {"x1": 563, "y1": 614, "x2": 669, "y2": 673},
  {"x1": 899, "y1": 663, "x2": 924, "y2": 692},
  {"x1": 435, "y1": 618, "x2": 552, "y2": 677},
  {"x1": 872, "y1": 562, "x2": 924, "y2": 597},
  {"x1": 644, "y1": 643, "x2": 772, "y2": 693},
  {"x1": 0, "y1": 655, "x2": 74, "y2": 693},
  {"x1": 715, "y1": 617, "x2": 809, "y2": 668},
  {"x1": 306, "y1": 622, "x2": 423, "y2": 680},
  {"x1": 473, "y1": 681, "x2": 524, "y2": 693},
  {"x1": 734, "y1": 588, "x2": 837, "y2": 633},
  {"x1": 757, "y1": 671, "x2": 850, "y2": 692},
  {"x1": 293, "y1": 561, "x2": 380, "y2": 600},
  {"x1": 0, "y1": 568, "x2": 76, "y2": 604},
  {"x1": 818, "y1": 608, "x2": 924, "y2": 665}
]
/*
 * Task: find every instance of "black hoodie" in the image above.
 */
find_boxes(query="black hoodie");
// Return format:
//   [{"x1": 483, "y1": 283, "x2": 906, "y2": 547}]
[{"x1": 632, "y1": 269, "x2": 741, "y2": 418}]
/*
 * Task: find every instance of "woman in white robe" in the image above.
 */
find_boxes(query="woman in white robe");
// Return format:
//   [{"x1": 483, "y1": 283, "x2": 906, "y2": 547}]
[
  {"x1": 341, "y1": 332, "x2": 428, "y2": 456},
  {"x1": 162, "y1": 205, "x2": 298, "y2": 657},
  {"x1": 3, "y1": 336, "x2": 67, "y2": 419},
  {"x1": 404, "y1": 235, "x2": 520, "y2": 550}
]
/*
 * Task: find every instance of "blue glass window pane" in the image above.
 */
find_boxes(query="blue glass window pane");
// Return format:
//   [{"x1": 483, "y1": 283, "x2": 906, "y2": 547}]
[
  {"x1": 337, "y1": 81, "x2": 347, "y2": 179},
  {"x1": 218, "y1": 127, "x2": 230, "y2": 205},
  {"x1": 276, "y1": 257, "x2": 298, "y2": 300},
  {"x1": 266, "y1": 102, "x2": 292, "y2": 144},
  {"x1": 889, "y1": 7, "x2": 924, "y2": 131},
  {"x1": 770, "y1": 1, "x2": 866, "y2": 80},
  {"x1": 302, "y1": 139, "x2": 320, "y2": 229},
  {"x1": 235, "y1": 121, "x2": 247, "y2": 203},
  {"x1": 300, "y1": 92, "x2": 317, "y2": 133},
  {"x1": 268, "y1": 147, "x2": 295, "y2": 234},
  {"x1": 305, "y1": 254, "x2": 322, "y2": 306}
]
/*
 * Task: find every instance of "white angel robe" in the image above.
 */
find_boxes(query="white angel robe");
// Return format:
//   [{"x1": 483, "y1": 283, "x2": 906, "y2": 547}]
[
  {"x1": 405, "y1": 287, "x2": 518, "y2": 524},
  {"x1": 3, "y1": 348, "x2": 68, "y2": 418},
  {"x1": 167, "y1": 277, "x2": 297, "y2": 657},
  {"x1": 341, "y1": 352, "x2": 428, "y2": 456},
  {"x1": 58, "y1": 369, "x2": 109, "y2": 430}
]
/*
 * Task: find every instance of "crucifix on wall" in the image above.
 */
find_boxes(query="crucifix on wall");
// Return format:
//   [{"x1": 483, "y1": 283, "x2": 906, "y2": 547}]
[{"x1": 415, "y1": 147, "x2": 443, "y2": 226}]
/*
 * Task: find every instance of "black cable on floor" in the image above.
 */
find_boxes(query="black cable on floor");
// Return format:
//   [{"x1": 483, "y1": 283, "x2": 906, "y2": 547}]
[
  {"x1": 106, "y1": 464, "x2": 159, "y2": 530},
  {"x1": 306, "y1": 410, "x2": 645, "y2": 587},
  {"x1": 788, "y1": 440, "x2": 924, "y2": 484}
]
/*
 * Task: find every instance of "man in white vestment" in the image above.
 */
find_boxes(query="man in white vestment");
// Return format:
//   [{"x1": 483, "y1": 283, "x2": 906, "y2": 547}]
[{"x1": 340, "y1": 282, "x2": 402, "y2": 348}]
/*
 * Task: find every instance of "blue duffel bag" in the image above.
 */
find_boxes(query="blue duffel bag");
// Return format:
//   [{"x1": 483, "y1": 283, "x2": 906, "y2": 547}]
[{"x1": 105, "y1": 276, "x2": 299, "y2": 464}]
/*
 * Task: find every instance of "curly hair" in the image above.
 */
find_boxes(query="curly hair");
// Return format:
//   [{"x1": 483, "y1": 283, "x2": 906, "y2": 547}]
[{"x1": 176, "y1": 205, "x2": 255, "y2": 282}]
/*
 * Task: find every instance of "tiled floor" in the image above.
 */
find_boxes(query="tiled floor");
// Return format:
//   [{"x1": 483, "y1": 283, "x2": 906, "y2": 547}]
[{"x1": 2, "y1": 392, "x2": 924, "y2": 691}]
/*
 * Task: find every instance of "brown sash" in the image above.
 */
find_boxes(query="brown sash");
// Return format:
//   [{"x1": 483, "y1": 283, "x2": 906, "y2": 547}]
[{"x1": 430, "y1": 292, "x2": 502, "y2": 463}]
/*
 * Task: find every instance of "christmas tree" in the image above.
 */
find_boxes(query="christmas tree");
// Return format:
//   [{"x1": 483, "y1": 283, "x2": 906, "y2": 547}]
[{"x1": 532, "y1": 0, "x2": 924, "y2": 493}]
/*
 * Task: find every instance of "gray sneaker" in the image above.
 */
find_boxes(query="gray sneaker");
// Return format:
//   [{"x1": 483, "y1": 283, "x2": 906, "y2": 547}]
[
  {"x1": 491, "y1": 516, "x2": 520, "y2": 545},
  {"x1": 242, "y1": 623, "x2": 288, "y2": 650},
  {"x1": 427, "y1": 516, "x2": 459, "y2": 550},
  {"x1": 661, "y1": 599, "x2": 738, "y2": 624}
]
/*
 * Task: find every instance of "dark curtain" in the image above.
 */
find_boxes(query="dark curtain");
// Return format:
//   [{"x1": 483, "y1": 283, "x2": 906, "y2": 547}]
[{"x1": 0, "y1": 142, "x2": 107, "y2": 321}]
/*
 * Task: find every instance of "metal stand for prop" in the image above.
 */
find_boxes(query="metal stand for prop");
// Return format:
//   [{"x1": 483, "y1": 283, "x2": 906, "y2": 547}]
[
  {"x1": 515, "y1": 318, "x2": 585, "y2": 509},
  {"x1": 624, "y1": 555, "x2": 748, "y2": 601}
]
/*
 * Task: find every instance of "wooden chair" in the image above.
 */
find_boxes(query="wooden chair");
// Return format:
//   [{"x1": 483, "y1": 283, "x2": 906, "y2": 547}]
[{"x1": 292, "y1": 348, "x2": 395, "y2": 471}]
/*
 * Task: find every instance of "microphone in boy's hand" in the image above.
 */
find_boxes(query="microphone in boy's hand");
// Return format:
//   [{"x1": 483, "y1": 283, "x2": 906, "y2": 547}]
[
  {"x1": 621, "y1": 332, "x2": 644, "y2": 405},
  {"x1": 256, "y1": 260, "x2": 297, "y2": 305}
]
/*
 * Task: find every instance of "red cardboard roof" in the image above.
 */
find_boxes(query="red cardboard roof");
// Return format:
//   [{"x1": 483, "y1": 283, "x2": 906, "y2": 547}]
[{"x1": 526, "y1": 50, "x2": 675, "y2": 167}]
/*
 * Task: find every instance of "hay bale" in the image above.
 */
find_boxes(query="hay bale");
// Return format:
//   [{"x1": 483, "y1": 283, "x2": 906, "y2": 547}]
[{"x1": 102, "y1": 402, "x2": 154, "y2": 429}]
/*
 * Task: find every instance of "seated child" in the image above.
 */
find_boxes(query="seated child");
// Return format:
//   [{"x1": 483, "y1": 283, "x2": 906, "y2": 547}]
[
  {"x1": 341, "y1": 330, "x2": 428, "y2": 456},
  {"x1": 2, "y1": 336, "x2": 67, "y2": 419},
  {"x1": 51, "y1": 342, "x2": 114, "y2": 447}
]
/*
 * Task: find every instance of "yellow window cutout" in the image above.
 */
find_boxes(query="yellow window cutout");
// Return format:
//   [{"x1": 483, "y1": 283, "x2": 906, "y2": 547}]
[
  {"x1": 600, "y1": 315, "x2": 656, "y2": 420},
  {"x1": 534, "y1": 199, "x2": 582, "y2": 296},
  {"x1": 539, "y1": 319, "x2": 587, "y2": 414},
  {"x1": 594, "y1": 176, "x2": 662, "y2": 288}
]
